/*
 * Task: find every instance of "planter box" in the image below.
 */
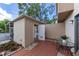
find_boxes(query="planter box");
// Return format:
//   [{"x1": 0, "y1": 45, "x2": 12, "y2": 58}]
[{"x1": 0, "y1": 47, "x2": 23, "y2": 56}]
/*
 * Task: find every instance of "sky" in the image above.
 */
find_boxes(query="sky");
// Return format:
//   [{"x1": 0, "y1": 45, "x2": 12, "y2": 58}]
[
  {"x1": 0, "y1": 3, "x2": 19, "y2": 21},
  {"x1": 0, "y1": 3, "x2": 56, "y2": 21}
]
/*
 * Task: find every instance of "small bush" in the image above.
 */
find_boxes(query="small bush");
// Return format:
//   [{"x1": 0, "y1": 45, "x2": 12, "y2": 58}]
[{"x1": 0, "y1": 41, "x2": 22, "y2": 52}]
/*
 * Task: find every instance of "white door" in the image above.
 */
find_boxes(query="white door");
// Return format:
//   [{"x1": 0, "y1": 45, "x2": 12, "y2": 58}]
[{"x1": 38, "y1": 25, "x2": 45, "y2": 40}]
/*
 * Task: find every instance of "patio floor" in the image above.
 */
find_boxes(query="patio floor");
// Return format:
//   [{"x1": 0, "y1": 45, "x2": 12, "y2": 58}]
[{"x1": 12, "y1": 40, "x2": 72, "y2": 56}]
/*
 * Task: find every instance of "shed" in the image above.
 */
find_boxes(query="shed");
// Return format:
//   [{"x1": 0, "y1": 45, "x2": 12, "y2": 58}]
[{"x1": 13, "y1": 15, "x2": 45, "y2": 47}]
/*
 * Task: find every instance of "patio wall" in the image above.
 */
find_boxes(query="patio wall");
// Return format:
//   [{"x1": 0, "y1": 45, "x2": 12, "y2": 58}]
[{"x1": 45, "y1": 23, "x2": 65, "y2": 39}]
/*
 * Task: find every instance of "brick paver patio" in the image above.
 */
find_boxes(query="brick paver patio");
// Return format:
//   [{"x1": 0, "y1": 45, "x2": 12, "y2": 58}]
[{"x1": 12, "y1": 40, "x2": 72, "y2": 56}]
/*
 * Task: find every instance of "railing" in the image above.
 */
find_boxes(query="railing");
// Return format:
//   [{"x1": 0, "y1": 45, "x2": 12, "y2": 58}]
[{"x1": 0, "y1": 33, "x2": 10, "y2": 41}]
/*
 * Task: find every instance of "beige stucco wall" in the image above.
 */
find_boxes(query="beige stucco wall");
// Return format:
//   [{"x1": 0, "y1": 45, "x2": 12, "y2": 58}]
[
  {"x1": 14, "y1": 18, "x2": 26, "y2": 47},
  {"x1": 25, "y1": 18, "x2": 39, "y2": 47},
  {"x1": 65, "y1": 11, "x2": 74, "y2": 43},
  {"x1": 65, "y1": 3, "x2": 79, "y2": 43},
  {"x1": 45, "y1": 23, "x2": 65, "y2": 39},
  {"x1": 58, "y1": 3, "x2": 74, "y2": 13}
]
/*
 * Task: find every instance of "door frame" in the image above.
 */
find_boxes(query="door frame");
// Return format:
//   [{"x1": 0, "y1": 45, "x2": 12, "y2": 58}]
[
  {"x1": 75, "y1": 14, "x2": 79, "y2": 53},
  {"x1": 34, "y1": 24, "x2": 38, "y2": 41}
]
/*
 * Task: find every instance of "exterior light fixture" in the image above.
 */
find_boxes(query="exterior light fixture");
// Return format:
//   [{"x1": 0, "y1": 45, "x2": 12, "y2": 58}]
[{"x1": 69, "y1": 20, "x2": 74, "y2": 24}]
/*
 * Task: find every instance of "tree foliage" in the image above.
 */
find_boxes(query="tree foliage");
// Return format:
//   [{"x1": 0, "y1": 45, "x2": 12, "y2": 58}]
[
  {"x1": 0, "y1": 19, "x2": 9, "y2": 32},
  {"x1": 46, "y1": 15, "x2": 58, "y2": 24},
  {"x1": 18, "y1": 3, "x2": 55, "y2": 22},
  {"x1": 47, "y1": 19, "x2": 57, "y2": 24}
]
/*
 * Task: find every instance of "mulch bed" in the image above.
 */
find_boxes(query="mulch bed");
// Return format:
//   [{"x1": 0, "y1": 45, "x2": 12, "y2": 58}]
[{"x1": 0, "y1": 40, "x2": 22, "y2": 56}]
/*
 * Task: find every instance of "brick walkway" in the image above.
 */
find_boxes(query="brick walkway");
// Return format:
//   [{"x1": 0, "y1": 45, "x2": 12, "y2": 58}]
[{"x1": 12, "y1": 41, "x2": 72, "y2": 56}]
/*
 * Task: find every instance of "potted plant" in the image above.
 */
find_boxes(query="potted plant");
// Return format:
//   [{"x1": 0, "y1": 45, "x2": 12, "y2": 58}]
[{"x1": 60, "y1": 35, "x2": 69, "y2": 45}]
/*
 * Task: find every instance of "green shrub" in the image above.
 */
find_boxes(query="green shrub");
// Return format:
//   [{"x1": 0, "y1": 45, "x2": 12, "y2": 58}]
[{"x1": 60, "y1": 35, "x2": 69, "y2": 40}]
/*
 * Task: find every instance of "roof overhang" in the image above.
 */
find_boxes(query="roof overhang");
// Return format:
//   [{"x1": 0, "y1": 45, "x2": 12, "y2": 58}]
[
  {"x1": 58, "y1": 10, "x2": 74, "y2": 23},
  {"x1": 75, "y1": 13, "x2": 79, "y2": 17},
  {"x1": 13, "y1": 15, "x2": 45, "y2": 24}
]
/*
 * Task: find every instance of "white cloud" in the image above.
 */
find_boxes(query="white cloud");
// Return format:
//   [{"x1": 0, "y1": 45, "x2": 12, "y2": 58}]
[
  {"x1": 3, "y1": 3, "x2": 12, "y2": 5},
  {"x1": 0, "y1": 15, "x2": 6, "y2": 20},
  {"x1": 0, "y1": 7, "x2": 12, "y2": 20}
]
